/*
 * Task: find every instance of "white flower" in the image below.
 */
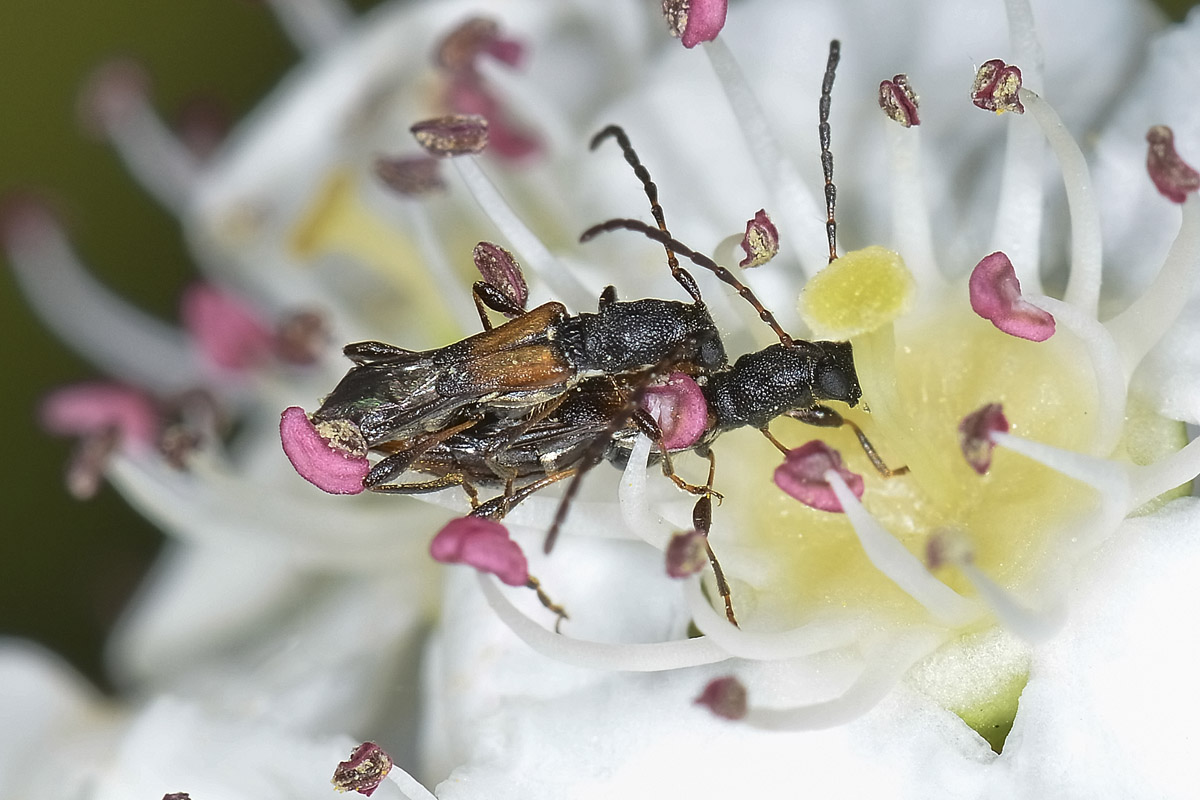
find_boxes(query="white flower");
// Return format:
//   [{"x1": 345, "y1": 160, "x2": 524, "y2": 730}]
[{"x1": 4, "y1": 0, "x2": 1200, "y2": 798}]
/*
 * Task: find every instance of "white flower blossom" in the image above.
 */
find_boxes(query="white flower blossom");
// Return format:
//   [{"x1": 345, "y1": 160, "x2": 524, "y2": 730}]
[{"x1": 4, "y1": 0, "x2": 1200, "y2": 798}]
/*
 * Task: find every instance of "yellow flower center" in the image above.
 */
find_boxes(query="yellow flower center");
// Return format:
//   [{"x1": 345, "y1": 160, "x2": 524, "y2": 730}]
[{"x1": 720, "y1": 247, "x2": 1181, "y2": 632}]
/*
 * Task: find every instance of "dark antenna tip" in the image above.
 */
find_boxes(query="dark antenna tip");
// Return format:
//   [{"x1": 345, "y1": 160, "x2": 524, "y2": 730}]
[{"x1": 820, "y1": 40, "x2": 841, "y2": 265}]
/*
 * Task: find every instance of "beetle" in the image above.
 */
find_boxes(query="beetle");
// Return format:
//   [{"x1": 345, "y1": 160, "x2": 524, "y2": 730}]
[
  {"x1": 346, "y1": 41, "x2": 905, "y2": 623},
  {"x1": 308, "y1": 122, "x2": 800, "y2": 489}
]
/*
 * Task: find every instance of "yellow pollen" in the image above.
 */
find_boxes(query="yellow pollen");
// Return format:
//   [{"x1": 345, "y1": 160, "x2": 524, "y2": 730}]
[{"x1": 799, "y1": 246, "x2": 915, "y2": 339}]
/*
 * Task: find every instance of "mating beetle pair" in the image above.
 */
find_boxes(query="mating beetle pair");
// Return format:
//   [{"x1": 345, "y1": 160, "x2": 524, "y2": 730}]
[{"x1": 292, "y1": 41, "x2": 901, "y2": 625}]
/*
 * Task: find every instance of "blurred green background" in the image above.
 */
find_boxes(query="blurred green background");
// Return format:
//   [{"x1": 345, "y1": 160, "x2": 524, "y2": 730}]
[{"x1": 0, "y1": 0, "x2": 1196, "y2": 687}]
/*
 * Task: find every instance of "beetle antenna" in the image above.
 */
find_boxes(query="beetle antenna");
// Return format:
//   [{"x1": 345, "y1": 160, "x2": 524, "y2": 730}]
[
  {"x1": 580, "y1": 218, "x2": 794, "y2": 347},
  {"x1": 591, "y1": 125, "x2": 703, "y2": 303},
  {"x1": 820, "y1": 40, "x2": 840, "y2": 264}
]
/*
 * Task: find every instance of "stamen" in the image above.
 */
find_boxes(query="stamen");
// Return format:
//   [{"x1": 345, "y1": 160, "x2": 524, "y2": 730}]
[
  {"x1": 741, "y1": 627, "x2": 946, "y2": 730},
  {"x1": 971, "y1": 61, "x2": 1025, "y2": 115},
  {"x1": 0, "y1": 197, "x2": 197, "y2": 392},
  {"x1": 618, "y1": 435, "x2": 684, "y2": 550},
  {"x1": 826, "y1": 472, "x2": 980, "y2": 626},
  {"x1": 968, "y1": 251, "x2": 1055, "y2": 341},
  {"x1": 78, "y1": 60, "x2": 200, "y2": 215},
  {"x1": 473, "y1": 241, "x2": 528, "y2": 312},
  {"x1": 1146, "y1": 125, "x2": 1200, "y2": 203},
  {"x1": 1018, "y1": 88, "x2": 1103, "y2": 317},
  {"x1": 926, "y1": 529, "x2": 1063, "y2": 642},
  {"x1": 430, "y1": 517, "x2": 529, "y2": 587},
  {"x1": 64, "y1": 427, "x2": 121, "y2": 500},
  {"x1": 273, "y1": 309, "x2": 329, "y2": 365},
  {"x1": 984, "y1": 0, "x2": 1046, "y2": 289},
  {"x1": 331, "y1": 742, "x2": 392, "y2": 797},
  {"x1": 435, "y1": 17, "x2": 524, "y2": 73},
  {"x1": 1106, "y1": 197, "x2": 1200, "y2": 378},
  {"x1": 1128, "y1": 435, "x2": 1200, "y2": 509},
  {"x1": 477, "y1": 573, "x2": 731, "y2": 671},
  {"x1": 382, "y1": 765, "x2": 438, "y2": 800},
  {"x1": 1024, "y1": 294, "x2": 1126, "y2": 456},
  {"x1": 180, "y1": 283, "x2": 274, "y2": 372},
  {"x1": 683, "y1": 578, "x2": 863, "y2": 660},
  {"x1": 411, "y1": 115, "x2": 490, "y2": 157},
  {"x1": 173, "y1": 94, "x2": 231, "y2": 162},
  {"x1": 106, "y1": 453, "x2": 431, "y2": 568},
  {"x1": 443, "y1": 153, "x2": 593, "y2": 308},
  {"x1": 279, "y1": 406, "x2": 369, "y2": 495},
  {"x1": 702, "y1": 38, "x2": 826, "y2": 278},
  {"x1": 957, "y1": 561, "x2": 1064, "y2": 644},
  {"x1": 260, "y1": 0, "x2": 353, "y2": 55},
  {"x1": 878, "y1": 75, "x2": 920, "y2": 128},
  {"x1": 661, "y1": 0, "x2": 729, "y2": 49},
  {"x1": 881, "y1": 107, "x2": 943, "y2": 294},
  {"x1": 694, "y1": 676, "x2": 747, "y2": 720},
  {"x1": 40, "y1": 382, "x2": 158, "y2": 448},
  {"x1": 958, "y1": 404, "x2": 1008, "y2": 474},
  {"x1": 378, "y1": 183, "x2": 481, "y2": 336},
  {"x1": 737, "y1": 209, "x2": 779, "y2": 268},
  {"x1": 666, "y1": 530, "x2": 708, "y2": 578},
  {"x1": 773, "y1": 442, "x2": 862, "y2": 512},
  {"x1": 990, "y1": 431, "x2": 1133, "y2": 538},
  {"x1": 445, "y1": 81, "x2": 541, "y2": 162},
  {"x1": 373, "y1": 156, "x2": 445, "y2": 196}
]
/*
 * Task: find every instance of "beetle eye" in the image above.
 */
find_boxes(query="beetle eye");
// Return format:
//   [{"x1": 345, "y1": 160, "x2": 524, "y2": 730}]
[
  {"x1": 816, "y1": 367, "x2": 852, "y2": 404},
  {"x1": 698, "y1": 334, "x2": 725, "y2": 369}
]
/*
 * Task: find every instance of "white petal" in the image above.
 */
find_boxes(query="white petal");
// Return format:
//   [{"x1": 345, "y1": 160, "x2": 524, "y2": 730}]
[
  {"x1": 90, "y1": 698, "x2": 356, "y2": 800},
  {"x1": 0, "y1": 641, "x2": 118, "y2": 798}
]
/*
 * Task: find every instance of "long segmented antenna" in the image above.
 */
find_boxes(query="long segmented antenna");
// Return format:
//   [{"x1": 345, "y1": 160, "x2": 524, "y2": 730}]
[
  {"x1": 820, "y1": 40, "x2": 841, "y2": 264},
  {"x1": 591, "y1": 125, "x2": 703, "y2": 304},
  {"x1": 580, "y1": 218, "x2": 794, "y2": 347}
]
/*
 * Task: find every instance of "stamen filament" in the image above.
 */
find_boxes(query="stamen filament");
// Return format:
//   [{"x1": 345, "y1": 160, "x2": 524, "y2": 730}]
[
  {"x1": 105, "y1": 104, "x2": 201, "y2": 215},
  {"x1": 957, "y1": 562, "x2": 1064, "y2": 643},
  {"x1": 1019, "y1": 89, "x2": 1103, "y2": 317},
  {"x1": 1026, "y1": 294, "x2": 1125, "y2": 456},
  {"x1": 1003, "y1": 0, "x2": 1046, "y2": 91},
  {"x1": 826, "y1": 472, "x2": 981, "y2": 626},
  {"x1": 108, "y1": 454, "x2": 429, "y2": 569},
  {"x1": 4, "y1": 221, "x2": 198, "y2": 393},
  {"x1": 990, "y1": 431, "x2": 1133, "y2": 542},
  {"x1": 385, "y1": 766, "x2": 438, "y2": 800},
  {"x1": 451, "y1": 157, "x2": 593, "y2": 308},
  {"x1": 1127, "y1": 435, "x2": 1200, "y2": 509},
  {"x1": 1105, "y1": 196, "x2": 1200, "y2": 377},
  {"x1": 618, "y1": 434, "x2": 689, "y2": 549},
  {"x1": 990, "y1": 114, "x2": 1044, "y2": 292},
  {"x1": 884, "y1": 124, "x2": 943, "y2": 297},
  {"x1": 683, "y1": 578, "x2": 863, "y2": 660},
  {"x1": 397, "y1": 200, "x2": 482, "y2": 334},
  {"x1": 262, "y1": 0, "x2": 353, "y2": 55},
  {"x1": 741, "y1": 627, "x2": 946, "y2": 730},
  {"x1": 477, "y1": 573, "x2": 731, "y2": 671},
  {"x1": 703, "y1": 38, "x2": 826, "y2": 278},
  {"x1": 988, "y1": 0, "x2": 1047, "y2": 291}
]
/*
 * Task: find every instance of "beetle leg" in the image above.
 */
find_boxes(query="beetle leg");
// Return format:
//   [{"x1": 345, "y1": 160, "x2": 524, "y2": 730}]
[
  {"x1": 630, "y1": 407, "x2": 722, "y2": 500},
  {"x1": 690, "y1": 450, "x2": 737, "y2": 627},
  {"x1": 526, "y1": 574, "x2": 570, "y2": 633},
  {"x1": 364, "y1": 418, "x2": 479, "y2": 489},
  {"x1": 367, "y1": 475, "x2": 468, "y2": 495},
  {"x1": 472, "y1": 280, "x2": 527, "y2": 330},
  {"x1": 783, "y1": 406, "x2": 909, "y2": 477}
]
